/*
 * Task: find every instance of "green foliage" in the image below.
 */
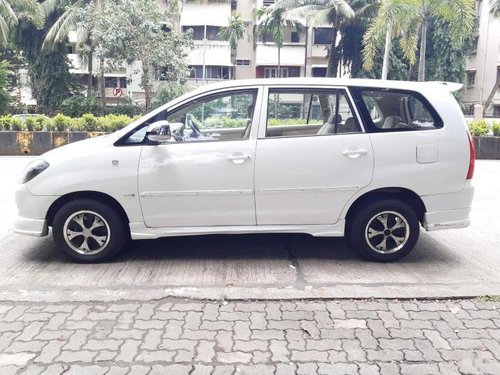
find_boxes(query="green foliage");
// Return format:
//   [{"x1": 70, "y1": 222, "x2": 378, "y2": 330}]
[
  {"x1": 152, "y1": 83, "x2": 191, "y2": 110},
  {"x1": 51, "y1": 114, "x2": 75, "y2": 131},
  {"x1": 60, "y1": 96, "x2": 103, "y2": 118},
  {"x1": 492, "y1": 122, "x2": 500, "y2": 137},
  {"x1": 16, "y1": 10, "x2": 78, "y2": 114},
  {"x1": 469, "y1": 120, "x2": 490, "y2": 137},
  {"x1": 427, "y1": 18, "x2": 475, "y2": 83},
  {"x1": 76, "y1": 0, "x2": 192, "y2": 111},
  {"x1": 0, "y1": 60, "x2": 10, "y2": 113},
  {"x1": 60, "y1": 95, "x2": 143, "y2": 117}
]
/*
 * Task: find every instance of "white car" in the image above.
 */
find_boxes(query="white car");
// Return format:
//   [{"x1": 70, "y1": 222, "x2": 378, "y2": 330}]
[{"x1": 14, "y1": 78, "x2": 475, "y2": 262}]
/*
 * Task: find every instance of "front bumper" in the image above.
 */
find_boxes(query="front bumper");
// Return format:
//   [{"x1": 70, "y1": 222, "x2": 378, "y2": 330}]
[
  {"x1": 13, "y1": 216, "x2": 48, "y2": 237},
  {"x1": 14, "y1": 184, "x2": 57, "y2": 237}
]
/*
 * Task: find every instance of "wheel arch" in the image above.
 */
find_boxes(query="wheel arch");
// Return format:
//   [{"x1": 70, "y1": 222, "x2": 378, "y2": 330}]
[
  {"x1": 46, "y1": 191, "x2": 130, "y2": 230},
  {"x1": 345, "y1": 187, "x2": 427, "y2": 225}
]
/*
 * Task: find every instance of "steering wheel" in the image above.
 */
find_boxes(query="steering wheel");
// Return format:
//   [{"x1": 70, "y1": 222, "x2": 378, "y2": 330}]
[{"x1": 185, "y1": 114, "x2": 203, "y2": 138}]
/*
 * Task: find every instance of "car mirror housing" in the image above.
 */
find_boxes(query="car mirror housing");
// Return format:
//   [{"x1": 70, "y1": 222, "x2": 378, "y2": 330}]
[{"x1": 146, "y1": 121, "x2": 171, "y2": 144}]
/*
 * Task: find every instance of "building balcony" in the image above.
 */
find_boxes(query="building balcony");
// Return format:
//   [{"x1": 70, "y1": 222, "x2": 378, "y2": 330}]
[
  {"x1": 187, "y1": 41, "x2": 232, "y2": 67},
  {"x1": 255, "y1": 43, "x2": 306, "y2": 67}
]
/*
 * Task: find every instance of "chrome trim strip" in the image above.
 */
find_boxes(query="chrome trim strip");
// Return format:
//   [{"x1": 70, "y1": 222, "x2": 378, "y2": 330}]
[
  {"x1": 140, "y1": 189, "x2": 254, "y2": 198},
  {"x1": 256, "y1": 186, "x2": 359, "y2": 194}
]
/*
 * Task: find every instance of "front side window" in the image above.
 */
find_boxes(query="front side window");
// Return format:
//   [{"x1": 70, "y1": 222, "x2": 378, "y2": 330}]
[
  {"x1": 165, "y1": 90, "x2": 257, "y2": 142},
  {"x1": 354, "y1": 89, "x2": 443, "y2": 131},
  {"x1": 265, "y1": 88, "x2": 361, "y2": 138}
]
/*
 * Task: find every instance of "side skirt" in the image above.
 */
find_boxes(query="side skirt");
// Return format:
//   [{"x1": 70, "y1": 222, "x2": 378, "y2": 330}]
[{"x1": 129, "y1": 221, "x2": 346, "y2": 240}]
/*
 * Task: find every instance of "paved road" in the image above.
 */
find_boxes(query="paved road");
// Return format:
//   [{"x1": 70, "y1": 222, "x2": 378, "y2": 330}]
[
  {"x1": 1, "y1": 298, "x2": 500, "y2": 375},
  {"x1": 0, "y1": 157, "x2": 499, "y2": 301}
]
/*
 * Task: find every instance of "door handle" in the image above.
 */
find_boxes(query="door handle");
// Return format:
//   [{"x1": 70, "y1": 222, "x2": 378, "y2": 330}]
[
  {"x1": 227, "y1": 154, "x2": 252, "y2": 164},
  {"x1": 342, "y1": 149, "x2": 368, "y2": 159}
]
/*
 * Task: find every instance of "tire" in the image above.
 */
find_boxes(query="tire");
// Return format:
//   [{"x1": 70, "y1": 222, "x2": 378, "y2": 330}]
[
  {"x1": 52, "y1": 199, "x2": 127, "y2": 263},
  {"x1": 347, "y1": 199, "x2": 420, "y2": 262}
]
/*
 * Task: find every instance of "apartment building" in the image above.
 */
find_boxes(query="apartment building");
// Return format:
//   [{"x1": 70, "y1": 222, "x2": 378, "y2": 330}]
[
  {"x1": 63, "y1": 0, "x2": 335, "y2": 105},
  {"x1": 463, "y1": 0, "x2": 500, "y2": 117}
]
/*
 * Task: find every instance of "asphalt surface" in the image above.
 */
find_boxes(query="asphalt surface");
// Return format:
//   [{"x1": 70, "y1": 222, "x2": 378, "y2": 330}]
[{"x1": 0, "y1": 157, "x2": 499, "y2": 302}]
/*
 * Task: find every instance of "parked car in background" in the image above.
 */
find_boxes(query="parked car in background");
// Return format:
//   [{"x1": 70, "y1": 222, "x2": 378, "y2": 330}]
[{"x1": 14, "y1": 78, "x2": 475, "y2": 262}]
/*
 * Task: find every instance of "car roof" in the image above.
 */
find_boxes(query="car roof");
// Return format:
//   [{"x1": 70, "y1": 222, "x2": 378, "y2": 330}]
[{"x1": 185, "y1": 78, "x2": 462, "y2": 94}]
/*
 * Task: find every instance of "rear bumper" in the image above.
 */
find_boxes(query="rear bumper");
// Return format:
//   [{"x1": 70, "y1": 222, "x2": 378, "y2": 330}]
[
  {"x1": 423, "y1": 208, "x2": 470, "y2": 231},
  {"x1": 421, "y1": 182, "x2": 474, "y2": 232},
  {"x1": 13, "y1": 216, "x2": 49, "y2": 237}
]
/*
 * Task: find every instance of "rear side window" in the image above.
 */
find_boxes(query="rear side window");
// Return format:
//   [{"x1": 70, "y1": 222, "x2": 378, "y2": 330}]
[{"x1": 352, "y1": 88, "x2": 443, "y2": 132}]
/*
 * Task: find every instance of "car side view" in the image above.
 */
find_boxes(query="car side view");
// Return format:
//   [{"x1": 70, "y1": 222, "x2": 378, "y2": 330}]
[{"x1": 14, "y1": 78, "x2": 475, "y2": 263}]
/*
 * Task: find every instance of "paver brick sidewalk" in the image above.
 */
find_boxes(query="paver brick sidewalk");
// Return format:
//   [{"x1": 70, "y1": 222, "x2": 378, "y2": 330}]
[{"x1": 0, "y1": 299, "x2": 499, "y2": 374}]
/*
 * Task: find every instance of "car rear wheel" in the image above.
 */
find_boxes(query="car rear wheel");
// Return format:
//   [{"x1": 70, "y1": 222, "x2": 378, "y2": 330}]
[
  {"x1": 347, "y1": 199, "x2": 420, "y2": 262},
  {"x1": 53, "y1": 199, "x2": 127, "y2": 262}
]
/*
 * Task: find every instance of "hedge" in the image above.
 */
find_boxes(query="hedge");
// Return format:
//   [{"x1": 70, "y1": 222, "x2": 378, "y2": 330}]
[
  {"x1": 0, "y1": 114, "x2": 139, "y2": 132},
  {"x1": 468, "y1": 120, "x2": 500, "y2": 137}
]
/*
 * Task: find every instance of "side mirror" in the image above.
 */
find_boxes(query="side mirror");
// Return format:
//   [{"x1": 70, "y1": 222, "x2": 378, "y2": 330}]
[{"x1": 146, "y1": 121, "x2": 171, "y2": 144}]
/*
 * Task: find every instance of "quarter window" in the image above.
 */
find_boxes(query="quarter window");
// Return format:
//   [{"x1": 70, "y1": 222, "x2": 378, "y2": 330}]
[
  {"x1": 265, "y1": 88, "x2": 361, "y2": 138},
  {"x1": 357, "y1": 89, "x2": 442, "y2": 131}
]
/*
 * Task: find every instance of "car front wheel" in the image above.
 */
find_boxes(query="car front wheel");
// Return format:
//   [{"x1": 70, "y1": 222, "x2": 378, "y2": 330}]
[
  {"x1": 347, "y1": 199, "x2": 420, "y2": 262},
  {"x1": 52, "y1": 199, "x2": 127, "y2": 262}
]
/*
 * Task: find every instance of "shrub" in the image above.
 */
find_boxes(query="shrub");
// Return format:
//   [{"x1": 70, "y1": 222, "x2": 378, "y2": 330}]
[
  {"x1": 10, "y1": 118, "x2": 23, "y2": 131},
  {"x1": 97, "y1": 114, "x2": 134, "y2": 132},
  {"x1": 60, "y1": 96, "x2": 103, "y2": 117},
  {"x1": 0, "y1": 115, "x2": 11, "y2": 130},
  {"x1": 469, "y1": 120, "x2": 490, "y2": 137},
  {"x1": 51, "y1": 114, "x2": 75, "y2": 131},
  {"x1": 493, "y1": 122, "x2": 500, "y2": 137},
  {"x1": 78, "y1": 114, "x2": 98, "y2": 132}
]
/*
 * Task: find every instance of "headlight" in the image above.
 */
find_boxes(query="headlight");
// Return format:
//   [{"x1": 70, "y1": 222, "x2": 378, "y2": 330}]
[{"x1": 19, "y1": 160, "x2": 50, "y2": 184}]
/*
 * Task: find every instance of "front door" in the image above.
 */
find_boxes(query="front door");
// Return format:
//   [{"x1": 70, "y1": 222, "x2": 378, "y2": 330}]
[
  {"x1": 255, "y1": 87, "x2": 374, "y2": 225},
  {"x1": 138, "y1": 88, "x2": 260, "y2": 228}
]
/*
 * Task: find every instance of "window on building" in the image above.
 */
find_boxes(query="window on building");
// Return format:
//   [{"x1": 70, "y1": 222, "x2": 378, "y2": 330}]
[
  {"x1": 66, "y1": 44, "x2": 76, "y2": 54},
  {"x1": 312, "y1": 67, "x2": 327, "y2": 77},
  {"x1": 263, "y1": 0, "x2": 275, "y2": 6},
  {"x1": 189, "y1": 66, "x2": 230, "y2": 80},
  {"x1": 467, "y1": 71, "x2": 476, "y2": 87},
  {"x1": 105, "y1": 77, "x2": 119, "y2": 88},
  {"x1": 494, "y1": 105, "x2": 500, "y2": 117},
  {"x1": 291, "y1": 31, "x2": 300, "y2": 43},
  {"x1": 264, "y1": 67, "x2": 300, "y2": 78},
  {"x1": 183, "y1": 26, "x2": 204, "y2": 40},
  {"x1": 206, "y1": 26, "x2": 222, "y2": 40},
  {"x1": 314, "y1": 28, "x2": 331, "y2": 45},
  {"x1": 236, "y1": 59, "x2": 251, "y2": 66},
  {"x1": 471, "y1": 36, "x2": 479, "y2": 54}
]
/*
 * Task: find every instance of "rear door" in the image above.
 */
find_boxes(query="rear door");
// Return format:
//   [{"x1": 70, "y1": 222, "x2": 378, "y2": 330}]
[{"x1": 254, "y1": 86, "x2": 374, "y2": 225}]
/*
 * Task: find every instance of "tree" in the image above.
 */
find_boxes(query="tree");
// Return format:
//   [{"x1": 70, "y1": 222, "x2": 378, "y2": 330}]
[
  {"x1": 256, "y1": 4, "x2": 303, "y2": 78},
  {"x1": 363, "y1": 0, "x2": 475, "y2": 82},
  {"x1": 0, "y1": 0, "x2": 43, "y2": 47},
  {"x1": 41, "y1": 0, "x2": 105, "y2": 99},
  {"x1": 15, "y1": 10, "x2": 77, "y2": 114},
  {"x1": 0, "y1": 60, "x2": 10, "y2": 112},
  {"x1": 279, "y1": 0, "x2": 354, "y2": 78},
  {"x1": 78, "y1": 0, "x2": 192, "y2": 112},
  {"x1": 217, "y1": 12, "x2": 248, "y2": 79},
  {"x1": 491, "y1": 0, "x2": 500, "y2": 17}
]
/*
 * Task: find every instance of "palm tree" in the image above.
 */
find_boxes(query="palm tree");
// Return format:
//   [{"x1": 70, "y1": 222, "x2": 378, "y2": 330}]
[
  {"x1": 491, "y1": 0, "x2": 500, "y2": 17},
  {"x1": 363, "y1": 0, "x2": 475, "y2": 82},
  {"x1": 217, "y1": 12, "x2": 248, "y2": 79},
  {"x1": 41, "y1": 0, "x2": 104, "y2": 99},
  {"x1": 278, "y1": 0, "x2": 354, "y2": 78},
  {"x1": 256, "y1": 5, "x2": 303, "y2": 78},
  {"x1": 0, "y1": 0, "x2": 43, "y2": 47}
]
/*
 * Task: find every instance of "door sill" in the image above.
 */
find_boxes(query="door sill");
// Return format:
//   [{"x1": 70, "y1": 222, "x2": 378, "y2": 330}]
[{"x1": 129, "y1": 222, "x2": 346, "y2": 240}]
